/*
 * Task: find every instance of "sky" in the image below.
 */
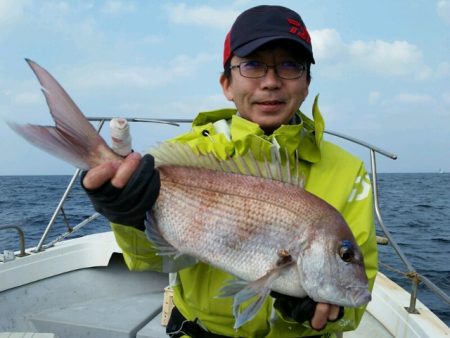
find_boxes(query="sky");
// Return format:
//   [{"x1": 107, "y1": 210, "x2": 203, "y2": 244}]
[{"x1": 0, "y1": 0, "x2": 449, "y2": 175}]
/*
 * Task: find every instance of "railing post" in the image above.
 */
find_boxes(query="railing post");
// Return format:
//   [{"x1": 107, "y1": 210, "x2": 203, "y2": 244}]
[
  {"x1": 0, "y1": 225, "x2": 28, "y2": 257},
  {"x1": 34, "y1": 119, "x2": 106, "y2": 252},
  {"x1": 369, "y1": 149, "x2": 419, "y2": 314},
  {"x1": 406, "y1": 273, "x2": 420, "y2": 314}
]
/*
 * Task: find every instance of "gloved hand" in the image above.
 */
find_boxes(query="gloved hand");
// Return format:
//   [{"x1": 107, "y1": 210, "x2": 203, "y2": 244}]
[
  {"x1": 271, "y1": 291, "x2": 344, "y2": 330},
  {"x1": 81, "y1": 154, "x2": 160, "y2": 229}
]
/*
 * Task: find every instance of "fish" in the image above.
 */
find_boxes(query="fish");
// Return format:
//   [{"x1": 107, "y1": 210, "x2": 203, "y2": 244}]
[{"x1": 8, "y1": 59, "x2": 371, "y2": 329}]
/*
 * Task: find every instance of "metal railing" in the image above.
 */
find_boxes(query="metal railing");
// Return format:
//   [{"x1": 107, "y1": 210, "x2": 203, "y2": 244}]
[
  {"x1": 0, "y1": 225, "x2": 28, "y2": 257},
  {"x1": 20, "y1": 117, "x2": 449, "y2": 314}
]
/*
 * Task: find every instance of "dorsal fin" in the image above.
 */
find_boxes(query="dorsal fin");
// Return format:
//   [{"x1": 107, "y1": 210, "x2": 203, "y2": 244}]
[{"x1": 149, "y1": 142, "x2": 305, "y2": 188}]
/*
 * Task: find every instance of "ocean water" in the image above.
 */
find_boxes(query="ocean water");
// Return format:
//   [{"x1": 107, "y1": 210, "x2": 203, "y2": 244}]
[{"x1": 0, "y1": 173, "x2": 449, "y2": 326}]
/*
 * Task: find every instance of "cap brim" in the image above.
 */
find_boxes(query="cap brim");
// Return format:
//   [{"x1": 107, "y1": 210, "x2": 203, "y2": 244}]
[{"x1": 233, "y1": 36, "x2": 315, "y2": 64}]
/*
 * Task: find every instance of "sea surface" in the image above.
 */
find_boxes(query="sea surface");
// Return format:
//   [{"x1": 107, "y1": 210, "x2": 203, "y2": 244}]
[{"x1": 0, "y1": 173, "x2": 449, "y2": 326}]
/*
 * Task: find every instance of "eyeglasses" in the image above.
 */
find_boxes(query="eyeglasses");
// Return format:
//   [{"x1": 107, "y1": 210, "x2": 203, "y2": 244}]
[{"x1": 229, "y1": 60, "x2": 307, "y2": 80}]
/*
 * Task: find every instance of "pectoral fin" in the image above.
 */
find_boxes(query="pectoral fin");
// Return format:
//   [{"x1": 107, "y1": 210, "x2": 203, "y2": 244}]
[{"x1": 219, "y1": 259, "x2": 295, "y2": 329}]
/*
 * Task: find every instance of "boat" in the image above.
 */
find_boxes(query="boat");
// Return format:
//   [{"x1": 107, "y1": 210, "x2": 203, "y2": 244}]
[{"x1": 1, "y1": 117, "x2": 449, "y2": 338}]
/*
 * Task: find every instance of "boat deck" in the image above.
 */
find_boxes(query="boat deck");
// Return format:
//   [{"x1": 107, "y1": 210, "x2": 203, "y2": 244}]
[
  {"x1": 1, "y1": 253, "x2": 168, "y2": 338},
  {"x1": 2, "y1": 251, "x2": 392, "y2": 338}
]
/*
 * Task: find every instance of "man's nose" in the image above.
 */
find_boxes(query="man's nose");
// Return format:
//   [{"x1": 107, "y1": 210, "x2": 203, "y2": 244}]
[{"x1": 260, "y1": 66, "x2": 282, "y2": 89}]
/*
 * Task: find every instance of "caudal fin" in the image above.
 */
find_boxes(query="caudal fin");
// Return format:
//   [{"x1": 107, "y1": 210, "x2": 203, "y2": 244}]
[{"x1": 8, "y1": 59, "x2": 118, "y2": 170}]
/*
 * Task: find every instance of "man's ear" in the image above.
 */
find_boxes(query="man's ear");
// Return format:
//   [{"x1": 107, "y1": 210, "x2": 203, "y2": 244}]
[{"x1": 220, "y1": 73, "x2": 234, "y2": 101}]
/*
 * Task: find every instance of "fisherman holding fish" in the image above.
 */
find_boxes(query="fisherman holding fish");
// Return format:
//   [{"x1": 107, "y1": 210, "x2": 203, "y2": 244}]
[
  {"x1": 82, "y1": 5, "x2": 377, "y2": 338},
  {"x1": 12, "y1": 4, "x2": 378, "y2": 338}
]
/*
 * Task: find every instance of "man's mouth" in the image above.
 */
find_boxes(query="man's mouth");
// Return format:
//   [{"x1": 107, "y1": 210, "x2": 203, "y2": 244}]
[{"x1": 258, "y1": 100, "x2": 284, "y2": 106}]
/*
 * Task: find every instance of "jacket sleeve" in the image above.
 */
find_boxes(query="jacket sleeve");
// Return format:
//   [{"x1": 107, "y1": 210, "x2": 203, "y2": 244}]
[{"x1": 110, "y1": 222, "x2": 165, "y2": 271}]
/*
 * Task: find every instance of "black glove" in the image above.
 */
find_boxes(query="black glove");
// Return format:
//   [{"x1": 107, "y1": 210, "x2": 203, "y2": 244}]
[
  {"x1": 81, "y1": 154, "x2": 160, "y2": 230},
  {"x1": 271, "y1": 292, "x2": 344, "y2": 329},
  {"x1": 271, "y1": 291, "x2": 317, "y2": 323}
]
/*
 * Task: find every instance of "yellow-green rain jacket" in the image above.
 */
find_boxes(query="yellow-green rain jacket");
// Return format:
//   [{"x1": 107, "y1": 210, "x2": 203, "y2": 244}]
[{"x1": 111, "y1": 99, "x2": 378, "y2": 338}]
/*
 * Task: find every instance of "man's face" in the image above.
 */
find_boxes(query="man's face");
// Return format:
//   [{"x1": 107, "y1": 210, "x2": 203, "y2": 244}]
[{"x1": 220, "y1": 46, "x2": 310, "y2": 134}]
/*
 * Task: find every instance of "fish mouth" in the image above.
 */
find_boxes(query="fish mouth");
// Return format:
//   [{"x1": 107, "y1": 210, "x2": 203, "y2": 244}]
[{"x1": 350, "y1": 288, "x2": 372, "y2": 307}]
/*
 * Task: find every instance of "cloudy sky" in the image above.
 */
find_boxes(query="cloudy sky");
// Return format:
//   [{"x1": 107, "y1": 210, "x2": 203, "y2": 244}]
[{"x1": 1, "y1": 0, "x2": 449, "y2": 175}]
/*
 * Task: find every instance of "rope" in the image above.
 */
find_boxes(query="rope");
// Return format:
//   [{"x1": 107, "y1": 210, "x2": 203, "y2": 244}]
[
  {"x1": 379, "y1": 261, "x2": 421, "y2": 283},
  {"x1": 379, "y1": 261, "x2": 450, "y2": 306}
]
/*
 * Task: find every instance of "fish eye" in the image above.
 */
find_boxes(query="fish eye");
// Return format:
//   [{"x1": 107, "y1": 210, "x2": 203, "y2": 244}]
[{"x1": 339, "y1": 241, "x2": 355, "y2": 262}]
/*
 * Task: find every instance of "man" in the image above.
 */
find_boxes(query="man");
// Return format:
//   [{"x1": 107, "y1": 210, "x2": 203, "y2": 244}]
[{"x1": 83, "y1": 5, "x2": 377, "y2": 337}]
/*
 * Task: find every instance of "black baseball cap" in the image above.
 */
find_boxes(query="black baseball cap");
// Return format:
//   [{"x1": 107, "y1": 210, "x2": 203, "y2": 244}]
[{"x1": 223, "y1": 5, "x2": 315, "y2": 65}]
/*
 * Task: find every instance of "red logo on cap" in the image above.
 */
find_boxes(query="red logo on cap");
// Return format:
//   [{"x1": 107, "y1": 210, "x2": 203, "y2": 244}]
[{"x1": 287, "y1": 18, "x2": 311, "y2": 45}]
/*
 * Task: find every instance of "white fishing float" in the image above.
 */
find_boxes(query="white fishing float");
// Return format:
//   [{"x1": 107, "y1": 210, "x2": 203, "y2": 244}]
[{"x1": 109, "y1": 117, "x2": 132, "y2": 156}]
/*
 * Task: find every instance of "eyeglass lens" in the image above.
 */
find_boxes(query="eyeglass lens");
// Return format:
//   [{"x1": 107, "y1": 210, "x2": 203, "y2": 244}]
[{"x1": 237, "y1": 61, "x2": 305, "y2": 79}]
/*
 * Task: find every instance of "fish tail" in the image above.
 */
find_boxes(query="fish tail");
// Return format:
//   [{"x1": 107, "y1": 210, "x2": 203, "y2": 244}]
[{"x1": 8, "y1": 59, "x2": 118, "y2": 170}]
